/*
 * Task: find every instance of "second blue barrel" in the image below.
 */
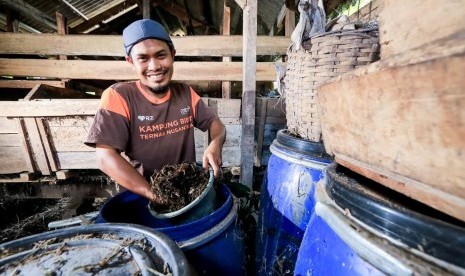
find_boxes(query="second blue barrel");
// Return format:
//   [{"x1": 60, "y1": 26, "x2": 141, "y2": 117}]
[
  {"x1": 97, "y1": 183, "x2": 246, "y2": 276},
  {"x1": 294, "y1": 163, "x2": 465, "y2": 275},
  {"x1": 255, "y1": 129, "x2": 332, "y2": 275}
]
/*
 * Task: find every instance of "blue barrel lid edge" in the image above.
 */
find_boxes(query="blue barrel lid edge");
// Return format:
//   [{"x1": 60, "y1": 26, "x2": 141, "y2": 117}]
[{"x1": 325, "y1": 163, "x2": 465, "y2": 269}]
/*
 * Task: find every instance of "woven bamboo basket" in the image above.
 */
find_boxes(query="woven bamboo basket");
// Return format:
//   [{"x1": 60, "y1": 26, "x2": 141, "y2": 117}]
[{"x1": 284, "y1": 28, "x2": 380, "y2": 142}]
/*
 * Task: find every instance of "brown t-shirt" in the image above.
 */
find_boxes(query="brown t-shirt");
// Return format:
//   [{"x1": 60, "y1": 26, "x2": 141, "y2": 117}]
[{"x1": 85, "y1": 81, "x2": 218, "y2": 177}]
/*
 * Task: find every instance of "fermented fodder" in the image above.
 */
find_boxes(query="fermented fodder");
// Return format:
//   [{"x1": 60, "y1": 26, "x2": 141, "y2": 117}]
[{"x1": 149, "y1": 162, "x2": 209, "y2": 213}]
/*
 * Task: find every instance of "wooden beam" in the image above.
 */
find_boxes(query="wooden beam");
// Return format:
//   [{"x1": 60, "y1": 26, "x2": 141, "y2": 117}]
[
  {"x1": 318, "y1": 51, "x2": 465, "y2": 221},
  {"x1": 285, "y1": 7, "x2": 295, "y2": 36},
  {"x1": 0, "y1": 33, "x2": 289, "y2": 57},
  {"x1": 36, "y1": 117, "x2": 58, "y2": 172},
  {"x1": 222, "y1": 0, "x2": 231, "y2": 99},
  {"x1": 69, "y1": 1, "x2": 137, "y2": 33},
  {"x1": 56, "y1": 12, "x2": 67, "y2": 61},
  {"x1": 5, "y1": 8, "x2": 19, "y2": 33},
  {"x1": 23, "y1": 118, "x2": 51, "y2": 175},
  {"x1": 0, "y1": 100, "x2": 99, "y2": 117},
  {"x1": 380, "y1": 0, "x2": 465, "y2": 59},
  {"x1": 0, "y1": 0, "x2": 57, "y2": 31},
  {"x1": 240, "y1": 0, "x2": 257, "y2": 188},
  {"x1": 15, "y1": 118, "x2": 35, "y2": 173},
  {"x1": 255, "y1": 98, "x2": 267, "y2": 166},
  {"x1": 142, "y1": 0, "x2": 151, "y2": 19},
  {"x1": 0, "y1": 80, "x2": 65, "y2": 89},
  {"x1": 0, "y1": 59, "x2": 281, "y2": 81}
]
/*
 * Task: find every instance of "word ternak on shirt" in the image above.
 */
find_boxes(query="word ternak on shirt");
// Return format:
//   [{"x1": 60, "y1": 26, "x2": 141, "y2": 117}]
[{"x1": 139, "y1": 116, "x2": 194, "y2": 140}]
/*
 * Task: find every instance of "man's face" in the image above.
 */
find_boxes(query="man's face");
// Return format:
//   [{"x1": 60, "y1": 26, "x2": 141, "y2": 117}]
[{"x1": 126, "y1": 39, "x2": 175, "y2": 94}]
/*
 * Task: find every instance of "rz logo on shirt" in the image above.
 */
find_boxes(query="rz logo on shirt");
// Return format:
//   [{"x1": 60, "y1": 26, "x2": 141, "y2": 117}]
[
  {"x1": 138, "y1": 115, "x2": 154, "y2": 122},
  {"x1": 180, "y1": 106, "x2": 190, "y2": 115}
]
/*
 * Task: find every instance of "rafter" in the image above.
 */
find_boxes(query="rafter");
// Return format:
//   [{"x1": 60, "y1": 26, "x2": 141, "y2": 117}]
[
  {"x1": 69, "y1": 0, "x2": 137, "y2": 33},
  {"x1": 0, "y1": 0, "x2": 57, "y2": 31}
]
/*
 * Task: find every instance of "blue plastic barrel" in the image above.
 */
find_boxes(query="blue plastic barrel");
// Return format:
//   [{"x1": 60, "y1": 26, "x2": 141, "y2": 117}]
[
  {"x1": 255, "y1": 129, "x2": 332, "y2": 275},
  {"x1": 0, "y1": 223, "x2": 192, "y2": 275},
  {"x1": 97, "y1": 183, "x2": 246, "y2": 276},
  {"x1": 294, "y1": 163, "x2": 465, "y2": 275}
]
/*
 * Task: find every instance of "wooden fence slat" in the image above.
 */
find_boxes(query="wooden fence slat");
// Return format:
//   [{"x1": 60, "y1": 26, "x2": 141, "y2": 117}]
[
  {"x1": 0, "y1": 33, "x2": 289, "y2": 57},
  {"x1": 36, "y1": 117, "x2": 57, "y2": 171},
  {"x1": 0, "y1": 100, "x2": 99, "y2": 117},
  {"x1": 15, "y1": 118, "x2": 35, "y2": 173},
  {"x1": 0, "y1": 59, "x2": 281, "y2": 81},
  {"x1": 0, "y1": 80, "x2": 65, "y2": 89},
  {"x1": 23, "y1": 118, "x2": 51, "y2": 175},
  {"x1": 0, "y1": 117, "x2": 17, "y2": 133}
]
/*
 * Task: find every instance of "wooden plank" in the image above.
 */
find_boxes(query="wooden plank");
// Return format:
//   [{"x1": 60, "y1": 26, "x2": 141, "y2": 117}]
[
  {"x1": 20, "y1": 172, "x2": 35, "y2": 181},
  {"x1": 0, "y1": 147, "x2": 29, "y2": 174},
  {"x1": 69, "y1": 0, "x2": 137, "y2": 33},
  {"x1": 23, "y1": 118, "x2": 51, "y2": 175},
  {"x1": 0, "y1": 99, "x2": 243, "y2": 118},
  {"x1": 6, "y1": 8, "x2": 19, "y2": 33},
  {"x1": 15, "y1": 118, "x2": 35, "y2": 172},
  {"x1": 380, "y1": 0, "x2": 465, "y2": 59},
  {"x1": 56, "y1": 12, "x2": 67, "y2": 61},
  {"x1": 317, "y1": 52, "x2": 465, "y2": 221},
  {"x1": 0, "y1": 0, "x2": 57, "y2": 31},
  {"x1": 0, "y1": 33, "x2": 289, "y2": 57},
  {"x1": 0, "y1": 80, "x2": 65, "y2": 89},
  {"x1": 56, "y1": 152, "x2": 97, "y2": 169},
  {"x1": 142, "y1": 0, "x2": 151, "y2": 19},
  {"x1": 222, "y1": 0, "x2": 232, "y2": 99},
  {"x1": 255, "y1": 98, "x2": 267, "y2": 166},
  {"x1": 240, "y1": 0, "x2": 257, "y2": 188},
  {"x1": 46, "y1": 118, "x2": 92, "y2": 152},
  {"x1": 0, "y1": 117, "x2": 18, "y2": 133},
  {"x1": 0, "y1": 59, "x2": 281, "y2": 81},
  {"x1": 208, "y1": 98, "x2": 241, "y2": 118},
  {"x1": 0, "y1": 100, "x2": 99, "y2": 117},
  {"x1": 0, "y1": 133, "x2": 22, "y2": 147},
  {"x1": 50, "y1": 127, "x2": 90, "y2": 152},
  {"x1": 285, "y1": 7, "x2": 295, "y2": 36},
  {"x1": 46, "y1": 117, "x2": 94, "y2": 128},
  {"x1": 337, "y1": 156, "x2": 465, "y2": 223},
  {"x1": 56, "y1": 170, "x2": 76, "y2": 180},
  {"x1": 36, "y1": 117, "x2": 58, "y2": 171}
]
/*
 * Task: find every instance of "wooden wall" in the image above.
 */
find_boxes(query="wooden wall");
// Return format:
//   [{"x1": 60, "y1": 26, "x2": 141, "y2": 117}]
[
  {"x1": 0, "y1": 32, "x2": 289, "y2": 181},
  {"x1": 0, "y1": 86, "x2": 285, "y2": 177}
]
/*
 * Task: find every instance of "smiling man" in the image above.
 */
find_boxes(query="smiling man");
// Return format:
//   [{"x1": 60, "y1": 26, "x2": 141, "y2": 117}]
[{"x1": 85, "y1": 19, "x2": 226, "y2": 204}]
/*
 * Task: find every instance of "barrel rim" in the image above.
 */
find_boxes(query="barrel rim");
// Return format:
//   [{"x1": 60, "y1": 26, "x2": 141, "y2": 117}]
[
  {"x1": 0, "y1": 223, "x2": 192, "y2": 275},
  {"x1": 274, "y1": 129, "x2": 332, "y2": 160},
  {"x1": 326, "y1": 163, "x2": 465, "y2": 268}
]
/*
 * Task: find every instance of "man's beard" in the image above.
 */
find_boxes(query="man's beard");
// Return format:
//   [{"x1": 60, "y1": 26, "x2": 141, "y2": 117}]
[{"x1": 146, "y1": 83, "x2": 170, "y2": 95}]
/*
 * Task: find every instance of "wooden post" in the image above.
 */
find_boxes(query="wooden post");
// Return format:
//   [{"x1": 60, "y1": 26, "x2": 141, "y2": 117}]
[
  {"x1": 6, "y1": 9, "x2": 19, "y2": 33},
  {"x1": 142, "y1": 0, "x2": 151, "y2": 19},
  {"x1": 222, "y1": 0, "x2": 232, "y2": 99},
  {"x1": 56, "y1": 12, "x2": 67, "y2": 61},
  {"x1": 240, "y1": 0, "x2": 257, "y2": 188},
  {"x1": 285, "y1": 7, "x2": 295, "y2": 36}
]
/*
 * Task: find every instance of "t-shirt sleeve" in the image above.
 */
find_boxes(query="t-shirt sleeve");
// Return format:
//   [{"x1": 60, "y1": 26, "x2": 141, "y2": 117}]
[
  {"x1": 84, "y1": 87, "x2": 130, "y2": 151},
  {"x1": 190, "y1": 87, "x2": 219, "y2": 132}
]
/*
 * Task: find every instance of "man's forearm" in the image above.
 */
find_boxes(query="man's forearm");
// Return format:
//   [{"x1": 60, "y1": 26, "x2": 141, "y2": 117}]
[
  {"x1": 95, "y1": 146, "x2": 154, "y2": 201},
  {"x1": 209, "y1": 118, "x2": 226, "y2": 146}
]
